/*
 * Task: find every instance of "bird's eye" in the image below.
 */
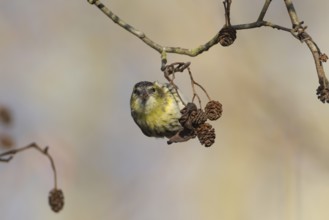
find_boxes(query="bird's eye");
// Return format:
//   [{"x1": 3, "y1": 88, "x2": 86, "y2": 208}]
[
  {"x1": 134, "y1": 89, "x2": 141, "y2": 96},
  {"x1": 148, "y1": 88, "x2": 156, "y2": 94}
]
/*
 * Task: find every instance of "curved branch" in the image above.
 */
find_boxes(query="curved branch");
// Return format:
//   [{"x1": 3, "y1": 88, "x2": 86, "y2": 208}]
[
  {"x1": 0, "y1": 143, "x2": 58, "y2": 189},
  {"x1": 283, "y1": 0, "x2": 329, "y2": 102},
  {"x1": 87, "y1": 0, "x2": 328, "y2": 102},
  {"x1": 87, "y1": 0, "x2": 291, "y2": 56}
]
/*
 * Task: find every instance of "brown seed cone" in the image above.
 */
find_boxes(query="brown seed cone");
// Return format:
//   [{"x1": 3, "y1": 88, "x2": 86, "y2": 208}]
[
  {"x1": 180, "y1": 102, "x2": 197, "y2": 115},
  {"x1": 190, "y1": 109, "x2": 208, "y2": 127},
  {"x1": 49, "y1": 188, "x2": 64, "y2": 213},
  {"x1": 179, "y1": 103, "x2": 208, "y2": 129},
  {"x1": 0, "y1": 134, "x2": 14, "y2": 149},
  {"x1": 179, "y1": 103, "x2": 198, "y2": 129},
  {"x1": 316, "y1": 85, "x2": 329, "y2": 103},
  {"x1": 218, "y1": 26, "x2": 237, "y2": 47},
  {"x1": 167, "y1": 128, "x2": 196, "y2": 145},
  {"x1": 0, "y1": 107, "x2": 12, "y2": 125},
  {"x1": 196, "y1": 123, "x2": 216, "y2": 147},
  {"x1": 205, "y1": 100, "x2": 223, "y2": 121}
]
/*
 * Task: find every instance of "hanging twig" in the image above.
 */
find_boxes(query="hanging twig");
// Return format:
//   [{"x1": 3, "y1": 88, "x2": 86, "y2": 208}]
[
  {"x1": 162, "y1": 62, "x2": 191, "y2": 106},
  {"x1": 187, "y1": 67, "x2": 211, "y2": 109},
  {"x1": 0, "y1": 143, "x2": 64, "y2": 212},
  {"x1": 162, "y1": 62, "x2": 211, "y2": 109},
  {"x1": 0, "y1": 143, "x2": 58, "y2": 188}
]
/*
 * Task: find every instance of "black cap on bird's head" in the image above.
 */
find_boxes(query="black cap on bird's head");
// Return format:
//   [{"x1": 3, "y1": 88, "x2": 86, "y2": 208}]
[
  {"x1": 134, "y1": 81, "x2": 153, "y2": 88},
  {"x1": 132, "y1": 81, "x2": 156, "y2": 101}
]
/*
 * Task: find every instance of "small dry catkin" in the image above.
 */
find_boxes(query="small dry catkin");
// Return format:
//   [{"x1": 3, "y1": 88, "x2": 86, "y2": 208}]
[
  {"x1": 205, "y1": 100, "x2": 223, "y2": 121},
  {"x1": 196, "y1": 123, "x2": 216, "y2": 147},
  {"x1": 317, "y1": 86, "x2": 329, "y2": 103},
  {"x1": 48, "y1": 188, "x2": 64, "y2": 213},
  {"x1": 0, "y1": 107, "x2": 12, "y2": 125},
  {"x1": 218, "y1": 26, "x2": 237, "y2": 47}
]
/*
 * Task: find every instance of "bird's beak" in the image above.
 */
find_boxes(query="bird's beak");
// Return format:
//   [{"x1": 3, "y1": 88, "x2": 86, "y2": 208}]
[{"x1": 140, "y1": 89, "x2": 149, "y2": 101}]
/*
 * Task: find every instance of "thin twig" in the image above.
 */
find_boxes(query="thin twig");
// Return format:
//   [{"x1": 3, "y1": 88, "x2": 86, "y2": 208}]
[
  {"x1": 223, "y1": 0, "x2": 232, "y2": 26},
  {"x1": 162, "y1": 62, "x2": 211, "y2": 108},
  {"x1": 187, "y1": 67, "x2": 212, "y2": 107},
  {"x1": 257, "y1": 0, "x2": 272, "y2": 22},
  {"x1": 233, "y1": 20, "x2": 291, "y2": 32},
  {"x1": 283, "y1": 0, "x2": 299, "y2": 26},
  {"x1": 283, "y1": 0, "x2": 329, "y2": 98},
  {"x1": 0, "y1": 143, "x2": 58, "y2": 189},
  {"x1": 160, "y1": 49, "x2": 168, "y2": 71},
  {"x1": 163, "y1": 62, "x2": 192, "y2": 106}
]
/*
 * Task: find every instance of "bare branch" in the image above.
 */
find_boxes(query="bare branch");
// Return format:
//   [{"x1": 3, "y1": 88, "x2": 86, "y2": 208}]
[
  {"x1": 283, "y1": 0, "x2": 300, "y2": 26},
  {"x1": 257, "y1": 0, "x2": 272, "y2": 22},
  {"x1": 233, "y1": 20, "x2": 291, "y2": 32},
  {"x1": 223, "y1": 0, "x2": 232, "y2": 26},
  {"x1": 187, "y1": 67, "x2": 211, "y2": 108},
  {"x1": 87, "y1": 0, "x2": 329, "y2": 102},
  {"x1": 88, "y1": 0, "x2": 163, "y2": 52},
  {"x1": 0, "y1": 143, "x2": 58, "y2": 189},
  {"x1": 282, "y1": 0, "x2": 329, "y2": 102},
  {"x1": 87, "y1": 0, "x2": 290, "y2": 56}
]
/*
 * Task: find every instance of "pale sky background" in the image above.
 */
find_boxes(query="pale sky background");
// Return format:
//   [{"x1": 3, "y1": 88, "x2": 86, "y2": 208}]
[{"x1": 0, "y1": 1, "x2": 329, "y2": 220}]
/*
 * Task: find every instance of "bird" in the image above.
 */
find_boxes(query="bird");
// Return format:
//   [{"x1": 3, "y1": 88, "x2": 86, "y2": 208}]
[{"x1": 130, "y1": 81, "x2": 185, "y2": 138}]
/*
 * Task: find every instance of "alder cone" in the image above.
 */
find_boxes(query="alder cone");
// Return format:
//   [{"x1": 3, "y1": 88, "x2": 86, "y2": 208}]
[{"x1": 218, "y1": 26, "x2": 237, "y2": 47}]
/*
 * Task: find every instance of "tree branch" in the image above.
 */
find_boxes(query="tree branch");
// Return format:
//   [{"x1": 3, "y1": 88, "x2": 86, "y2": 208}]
[
  {"x1": 233, "y1": 20, "x2": 291, "y2": 32},
  {"x1": 283, "y1": 0, "x2": 329, "y2": 102},
  {"x1": 87, "y1": 0, "x2": 329, "y2": 102},
  {"x1": 223, "y1": 0, "x2": 232, "y2": 26},
  {"x1": 87, "y1": 0, "x2": 291, "y2": 56},
  {"x1": 257, "y1": 0, "x2": 272, "y2": 22},
  {"x1": 283, "y1": 0, "x2": 299, "y2": 26},
  {"x1": 0, "y1": 143, "x2": 58, "y2": 189}
]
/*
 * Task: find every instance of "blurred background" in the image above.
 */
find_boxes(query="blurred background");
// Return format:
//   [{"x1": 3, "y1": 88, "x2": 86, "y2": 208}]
[{"x1": 0, "y1": 0, "x2": 329, "y2": 219}]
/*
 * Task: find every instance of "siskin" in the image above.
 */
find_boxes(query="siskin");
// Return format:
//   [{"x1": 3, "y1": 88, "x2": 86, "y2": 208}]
[{"x1": 130, "y1": 81, "x2": 185, "y2": 138}]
